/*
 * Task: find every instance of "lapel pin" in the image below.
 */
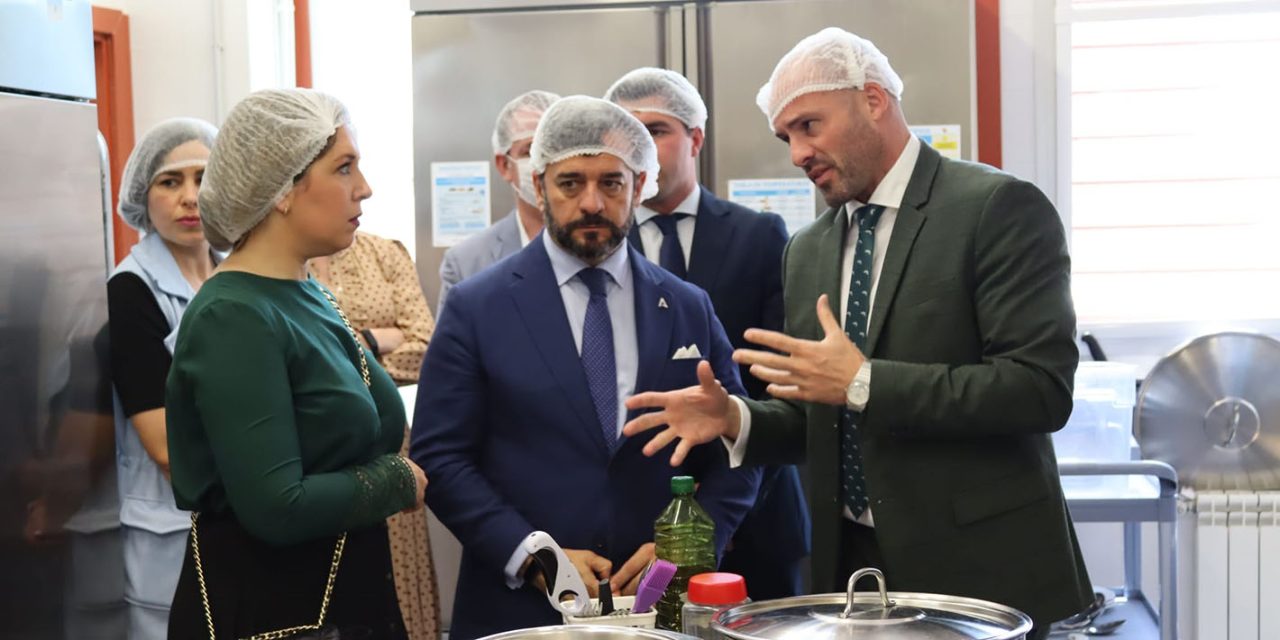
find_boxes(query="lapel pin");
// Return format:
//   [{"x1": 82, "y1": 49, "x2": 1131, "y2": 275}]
[{"x1": 658, "y1": 297, "x2": 668, "y2": 309}]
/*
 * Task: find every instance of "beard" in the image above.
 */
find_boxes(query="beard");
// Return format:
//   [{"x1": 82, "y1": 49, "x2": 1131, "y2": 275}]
[
  {"x1": 544, "y1": 202, "x2": 633, "y2": 264},
  {"x1": 813, "y1": 116, "x2": 885, "y2": 207}
]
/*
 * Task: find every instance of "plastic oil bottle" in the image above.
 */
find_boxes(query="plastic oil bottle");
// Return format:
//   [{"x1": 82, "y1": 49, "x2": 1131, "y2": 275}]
[{"x1": 653, "y1": 475, "x2": 716, "y2": 631}]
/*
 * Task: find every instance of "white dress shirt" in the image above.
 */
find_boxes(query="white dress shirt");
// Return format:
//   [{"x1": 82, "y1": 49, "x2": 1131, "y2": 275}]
[
  {"x1": 504, "y1": 232, "x2": 640, "y2": 586},
  {"x1": 516, "y1": 210, "x2": 533, "y2": 247},
  {"x1": 724, "y1": 136, "x2": 923, "y2": 527},
  {"x1": 634, "y1": 186, "x2": 701, "y2": 268}
]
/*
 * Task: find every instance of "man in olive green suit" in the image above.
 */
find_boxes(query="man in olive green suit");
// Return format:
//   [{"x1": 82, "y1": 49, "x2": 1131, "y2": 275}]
[{"x1": 623, "y1": 28, "x2": 1091, "y2": 638}]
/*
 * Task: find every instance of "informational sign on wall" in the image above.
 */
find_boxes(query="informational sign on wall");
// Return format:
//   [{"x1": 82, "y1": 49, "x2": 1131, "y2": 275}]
[
  {"x1": 727, "y1": 178, "x2": 818, "y2": 236},
  {"x1": 910, "y1": 124, "x2": 963, "y2": 160},
  {"x1": 430, "y1": 161, "x2": 490, "y2": 247}
]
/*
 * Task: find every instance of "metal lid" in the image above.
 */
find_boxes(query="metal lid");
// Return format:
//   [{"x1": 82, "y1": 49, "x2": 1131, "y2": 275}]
[
  {"x1": 478, "y1": 625, "x2": 687, "y2": 639},
  {"x1": 1136, "y1": 332, "x2": 1280, "y2": 491},
  {"x1": 711, "y1": 569, "x2": 1031, "y2": 640}
]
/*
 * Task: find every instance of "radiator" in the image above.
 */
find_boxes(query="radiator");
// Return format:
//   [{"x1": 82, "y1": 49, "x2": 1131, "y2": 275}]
[{"x1": 1193, "y1": 492, "x2": 1280, "y2": 640}]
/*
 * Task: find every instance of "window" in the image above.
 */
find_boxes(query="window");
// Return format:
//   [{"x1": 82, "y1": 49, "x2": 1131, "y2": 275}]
[{"x1": 1062, "y1": 0, "x2": 1280, "y2": 325}]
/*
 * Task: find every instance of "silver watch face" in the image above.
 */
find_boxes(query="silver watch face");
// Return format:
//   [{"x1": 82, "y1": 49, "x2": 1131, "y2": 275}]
[{"x1": 848, "y1": 381, "x2": 869, "y2": 404}]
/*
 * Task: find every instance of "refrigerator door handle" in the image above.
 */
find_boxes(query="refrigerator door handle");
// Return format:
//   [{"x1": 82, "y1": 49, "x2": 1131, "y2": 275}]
[{"x1": 97, "y1": 131, "x2": 115, "y2": 271}]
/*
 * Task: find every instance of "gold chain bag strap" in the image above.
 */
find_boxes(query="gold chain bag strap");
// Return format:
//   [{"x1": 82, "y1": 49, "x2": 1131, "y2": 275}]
[{"x1": 189, "y1": 286, "x2": 371, "y2": 640}]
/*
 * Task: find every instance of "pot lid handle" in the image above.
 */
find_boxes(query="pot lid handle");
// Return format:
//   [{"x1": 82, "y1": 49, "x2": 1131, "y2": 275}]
[{"x1": 842, "y1": 567, "x2": 895, "y2": 617}]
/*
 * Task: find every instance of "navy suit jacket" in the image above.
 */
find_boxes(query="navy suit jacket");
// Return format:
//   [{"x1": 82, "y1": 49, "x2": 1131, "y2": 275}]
[
  {"x1": 410, "y1": 237, "x2": 761, "y2": 639},
  {"x1": 629, "y1": 187, "x2": 787, "y2": 400}
]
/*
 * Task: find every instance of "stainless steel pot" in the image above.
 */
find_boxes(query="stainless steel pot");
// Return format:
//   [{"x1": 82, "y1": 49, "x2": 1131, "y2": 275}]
[
  {"x1": 711, "y1": 568, "x2": 1032, "y2": 640},
  {"x1": 478, "y1": 625, "x2": 694, "y2": 640}
]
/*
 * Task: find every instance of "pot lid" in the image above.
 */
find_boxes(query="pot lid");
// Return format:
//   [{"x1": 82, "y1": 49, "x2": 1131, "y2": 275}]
[
  {"x1": 1136, "y1": 332, "x2": 1280, "y2": 491},
  {"x1": 712, "y1": 568, "x2": 1031, "y2": 640}
]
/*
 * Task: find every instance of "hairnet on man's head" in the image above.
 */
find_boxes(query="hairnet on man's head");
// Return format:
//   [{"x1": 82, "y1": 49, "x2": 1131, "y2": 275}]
[
  {"x1": 117, "y1": 117, "x2": 218, "y2": 231},
  {"x1": 757, "y1": 27, "x2": 904, "y2": 127},
  {"x1": 604, "y1": 67, "x2": 707, "y2": 130},
  {"x1": 529, "y1": 95, "x2": 660, "y2": 202},
  {"x1": 491, "y1": 90, "x2": 561, "y2": 155},
  {"x1": 198, "y1": 88, "x2": 349, "y2": 251}
]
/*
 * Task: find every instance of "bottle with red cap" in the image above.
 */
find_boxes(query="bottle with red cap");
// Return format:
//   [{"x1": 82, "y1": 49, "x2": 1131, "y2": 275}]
[{"x1": 681, "y1": 572, "x2": 750, "y2": 638}]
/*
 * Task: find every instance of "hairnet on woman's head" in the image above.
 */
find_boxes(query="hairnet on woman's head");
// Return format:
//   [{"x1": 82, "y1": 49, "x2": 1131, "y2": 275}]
[
  {"x1": 117, "y1": 117, "x2": 218, "y2": 231},
  {"x1": 491, "y1": 90, "x2": 561, "y2": 155},
  {"x1": 198, "y1": 88, "x2": 349, "y2": 251},
  {"x1": 604, "y1": 67, "x2": 707, "y2": 130},
  {"x1": 529, "y1": 96, "x2": 660, "y2": 202},
  {"x1": 757, "y1": 27, "x2": 904, "y2": 127}
]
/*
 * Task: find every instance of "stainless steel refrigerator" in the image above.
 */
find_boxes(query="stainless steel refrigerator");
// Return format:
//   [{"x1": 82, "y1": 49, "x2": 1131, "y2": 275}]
[
  {"x1": 410, "y1": 0, "x2": 976, "y2": 629},
  {"x1": 0, "y1": 1, "x2": 124, "y2": 637},
  {"x1": 411, "y1": 0, "x2": 977, "y2": 311}
]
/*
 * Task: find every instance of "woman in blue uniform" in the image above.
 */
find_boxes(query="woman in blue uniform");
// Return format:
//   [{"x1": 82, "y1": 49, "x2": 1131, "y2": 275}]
[{"x1": 107, "y1": 117, "x2": 219, "y2": 639}]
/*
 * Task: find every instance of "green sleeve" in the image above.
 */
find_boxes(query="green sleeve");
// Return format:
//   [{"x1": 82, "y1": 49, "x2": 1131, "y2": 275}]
[{"x1": 183, "y1": 300, "x2": 415, "y2": 545}]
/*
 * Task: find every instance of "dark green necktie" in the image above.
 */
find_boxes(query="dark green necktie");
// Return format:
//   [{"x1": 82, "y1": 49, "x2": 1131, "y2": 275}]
[{"x1": 840, "y1": 204, "x2": 884, "y2": 519}]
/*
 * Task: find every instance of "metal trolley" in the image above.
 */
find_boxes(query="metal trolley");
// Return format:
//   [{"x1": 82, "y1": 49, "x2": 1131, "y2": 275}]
[{"x1": 1058, "y1": 461, "x2": 1179, "y2": 640}]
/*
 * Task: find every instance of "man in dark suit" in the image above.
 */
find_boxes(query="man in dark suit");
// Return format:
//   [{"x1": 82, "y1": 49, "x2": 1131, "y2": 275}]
[
  {"x1": 410, "y1": 96, "x2": 760, "y2": 640},
  {"x1": 605, "y1": 67, "x2": 811, "y2": 600},
  {"x1": 623, "y1": 29, "x2": 1091, "y2": 639}
]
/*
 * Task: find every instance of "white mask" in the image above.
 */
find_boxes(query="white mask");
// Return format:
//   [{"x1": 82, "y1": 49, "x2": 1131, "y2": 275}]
[{"x1": 513, "y1": 156, "x2": 538, "y2": 206}]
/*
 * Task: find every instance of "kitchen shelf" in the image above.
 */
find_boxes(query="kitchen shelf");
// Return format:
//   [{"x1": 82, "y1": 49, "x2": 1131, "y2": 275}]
[{"x1": 1056, "y1": 461, "x2": 1179, "y2": 640}]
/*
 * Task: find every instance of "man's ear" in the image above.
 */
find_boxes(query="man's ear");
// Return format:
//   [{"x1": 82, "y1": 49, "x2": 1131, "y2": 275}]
[
  {"x1": 863, "y1": 82, "x2": 891, "y2": 121},
  {"x1": 689, "y1": 127, "x2": 705, "y2": 158},
  {"x1": 495, "y1": 153, "x2": 519, "y2": 184},
  {"x1": 533, "y1": 171, "x2": 547, "y2": 209}
]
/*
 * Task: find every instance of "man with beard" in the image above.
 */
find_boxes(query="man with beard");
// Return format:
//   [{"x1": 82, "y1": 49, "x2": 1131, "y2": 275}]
[
  {"x1": 410, "y1": 96, "x2": 761, "y2": 640},
  {"x1": 622, "y1": 28, "x2": 1091, "y2": 639}
]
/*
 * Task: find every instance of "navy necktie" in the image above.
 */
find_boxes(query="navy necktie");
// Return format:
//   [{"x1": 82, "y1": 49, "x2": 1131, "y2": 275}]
[
  {"x1": 578, "y1": 268, "x2": 618, "y2": 450},
  {"x1": 650, "y1": 213, "x2": 690, "y2": 279},
  {"x1": 840, "y1": 204, "x2": 885, "y2": 519}
]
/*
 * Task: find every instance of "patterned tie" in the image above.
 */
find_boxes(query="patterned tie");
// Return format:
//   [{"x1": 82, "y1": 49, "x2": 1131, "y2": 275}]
[
  {"x1": 840, "y1": 204, "x2": 885, "y2": 519},
  {"x1": 650, "y1": 213, "x2": 690, "y2": 279},
  {"x1": 578, "y1": 268, "x2": 618, "y2": 450}
]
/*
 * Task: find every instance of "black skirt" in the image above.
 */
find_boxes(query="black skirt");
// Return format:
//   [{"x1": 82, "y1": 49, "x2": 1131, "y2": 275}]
[{"x1": 168, "y1": 512, "x2": 407, "y2": 640}]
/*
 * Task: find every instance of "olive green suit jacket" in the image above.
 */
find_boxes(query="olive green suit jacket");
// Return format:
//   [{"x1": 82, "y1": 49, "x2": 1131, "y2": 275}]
[{"x1": 742, "y1": 143, "x2": 1092, "y2": 626}]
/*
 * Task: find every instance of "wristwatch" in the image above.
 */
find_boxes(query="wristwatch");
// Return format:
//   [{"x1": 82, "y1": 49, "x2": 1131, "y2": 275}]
[{"x1": 845, "y1": 360, "x2": 872, "y2": 409}]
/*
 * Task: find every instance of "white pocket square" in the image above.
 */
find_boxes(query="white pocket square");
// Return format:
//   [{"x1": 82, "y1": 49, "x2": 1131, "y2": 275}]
[{"x1": 672, "y1": 344, "x2": 703, "y2": 360}]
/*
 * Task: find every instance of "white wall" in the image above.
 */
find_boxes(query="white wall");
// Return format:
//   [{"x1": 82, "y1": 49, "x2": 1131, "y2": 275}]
[
  {"x1": 93, "y1": 0, "x2": 221, "y2": 133},
  {"x1": 96, "y1": 0, "x2": 295, "y2": 137},
  {"x1": 309, "y1": 0, "x2": 417, "y2": 254}
]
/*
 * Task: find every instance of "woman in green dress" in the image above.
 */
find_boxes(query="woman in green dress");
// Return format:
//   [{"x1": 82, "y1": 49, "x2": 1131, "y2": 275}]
[{"x1": 164, "y1": 88, "x2": 427, "y2": 639}]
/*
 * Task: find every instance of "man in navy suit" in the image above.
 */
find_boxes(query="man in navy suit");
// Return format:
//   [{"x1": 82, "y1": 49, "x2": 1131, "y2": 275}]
[
  {"x1": 606, "y1": 68, "x2": 810, "y2": 599},
  {"x1": 437, "y1": 90, "x2": 560, "y2": 313},
  {"x1": 410, "y1": 96, "x2": 760, "y2": 640}
]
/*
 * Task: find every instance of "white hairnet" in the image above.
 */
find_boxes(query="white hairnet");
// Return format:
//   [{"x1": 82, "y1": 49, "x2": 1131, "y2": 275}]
[
  {"x1": 756, "y1": 27, "x2": 904, "y2": 126},
  {"x1": 199, "y1": 88, "x2": 349, "y2": 250},
  {"x1": 530, "y1": 96, "x2": 660, "y2": 202},
  {"x1": 491, "y1": 90, "x2": 561, "y2": 155},
  {"x1": 117, "y1": 117, "x2": 217, "y2": 231},
  {"x1": 604, "y1": 67, "x2": 707, "y2": 130}
]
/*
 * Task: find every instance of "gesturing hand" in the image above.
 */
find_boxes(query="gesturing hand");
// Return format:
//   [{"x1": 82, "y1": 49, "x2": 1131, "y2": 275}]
[
  {"x1": 733, "y1": 294, "x2": 863, "y2": 406},
  {"x1": 622, "y1": 360, "x2": 740, "y2": 467}
]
